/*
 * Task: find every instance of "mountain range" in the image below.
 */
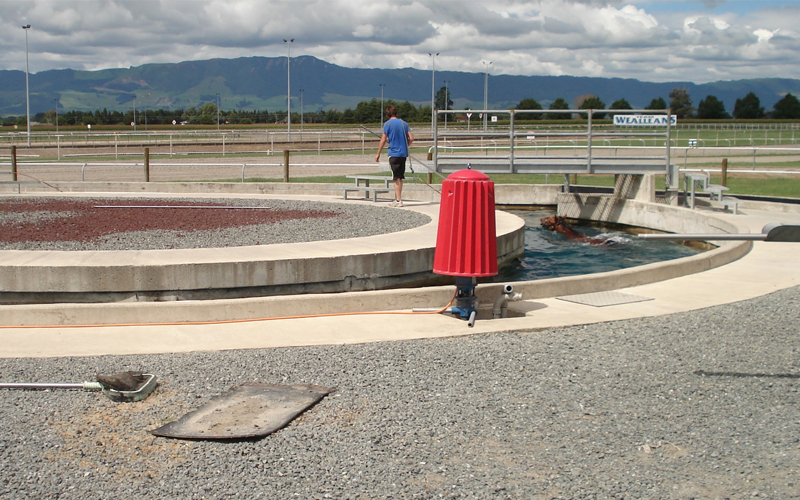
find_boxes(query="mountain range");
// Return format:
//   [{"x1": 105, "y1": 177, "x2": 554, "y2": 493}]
[{"x1": 1, "y1": 55, "x2": 799, "y2": 117}]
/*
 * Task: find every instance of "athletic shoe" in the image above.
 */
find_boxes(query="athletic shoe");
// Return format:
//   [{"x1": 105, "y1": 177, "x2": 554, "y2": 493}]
[
  {"x1": 396, "y1": 201, "x2": 404, "y2": 207},
  {"x1": 389, "y1": 200, "x2": 399, "y2": 207}
]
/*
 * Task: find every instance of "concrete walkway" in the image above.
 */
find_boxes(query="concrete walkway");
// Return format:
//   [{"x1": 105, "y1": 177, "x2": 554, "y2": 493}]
[{"x1": 1, "y1": 203, "x2": 798, "y2": 358}]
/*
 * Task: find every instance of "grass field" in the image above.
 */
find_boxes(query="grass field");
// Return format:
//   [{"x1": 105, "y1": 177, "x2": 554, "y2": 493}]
[{"x1": 219, "y1": 171, "x2": 800, "y2": 199}]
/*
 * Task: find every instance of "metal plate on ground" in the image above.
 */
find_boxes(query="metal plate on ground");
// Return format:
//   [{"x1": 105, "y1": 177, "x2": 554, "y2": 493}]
[
  {"x1": 150, "y1": 383, "x2": 335, "y2": 440},
  {"x1": 556, "y1": 291, "x2": 653, "y2": 307}
]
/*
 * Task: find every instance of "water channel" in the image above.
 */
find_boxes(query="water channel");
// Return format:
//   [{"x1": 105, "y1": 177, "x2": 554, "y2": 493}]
[{"x1": 494, "y1": 209, "x2": 703, "y2": 282}]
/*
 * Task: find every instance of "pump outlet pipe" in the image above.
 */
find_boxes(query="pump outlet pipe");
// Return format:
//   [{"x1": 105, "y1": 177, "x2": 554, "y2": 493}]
[{"x1": 0, "y1": 382, "x2": 103, "y2": 391}]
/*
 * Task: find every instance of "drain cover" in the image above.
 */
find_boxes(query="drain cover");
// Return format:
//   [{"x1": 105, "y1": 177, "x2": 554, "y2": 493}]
[
  {"x1": 150, "y1": 383, "x2": 335, "y2": 440},
  {"x1": 556, "y1": 291, "x2": 653, "y2": 307}
]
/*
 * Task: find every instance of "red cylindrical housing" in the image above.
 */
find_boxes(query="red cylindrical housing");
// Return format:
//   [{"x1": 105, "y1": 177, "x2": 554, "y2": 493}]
[{"x1": 433, "y1": 169, "x2": 498, "y2": 277}]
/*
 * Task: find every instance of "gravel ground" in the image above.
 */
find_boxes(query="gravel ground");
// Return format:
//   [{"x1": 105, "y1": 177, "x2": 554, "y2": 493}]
[
  {"x1": 0, "y1": 197, "x2": 431, "y2": 251},
  {"x1": 1, "y1": 286, "x2": 798, "y2": 499}
]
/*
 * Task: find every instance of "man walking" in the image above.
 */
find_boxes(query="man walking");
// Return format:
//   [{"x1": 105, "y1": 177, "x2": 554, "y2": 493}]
[{"x1": 375, "y1": 105, "x2": 414, "y2": 207}]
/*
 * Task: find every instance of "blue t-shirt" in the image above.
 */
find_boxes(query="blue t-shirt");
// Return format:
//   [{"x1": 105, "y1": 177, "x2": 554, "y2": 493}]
[{"x1": 383, "y1": 118, "x2": 410, "y2": 158}]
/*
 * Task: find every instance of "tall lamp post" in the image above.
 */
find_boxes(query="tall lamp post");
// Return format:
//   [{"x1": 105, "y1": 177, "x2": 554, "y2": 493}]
[
  {"x1": 22, "y1": 25, "x2": 31, "y2": 147},
  {"x1": 379, "y1": 83, "x2": 385, "y2": 128},
  {"x1": 299, "y1": 89, "x2": 304, "y2": 133},
  {"x1": 54, "y1": 98, "x2": 59, "y2": 134},
  {"x1": 443, "y1": 80, "x2": 450, "y2": 129},
  {"x1": 216, "y1": 92, "x2": 221, "y2": 131},
  {"x1": 428, "y1": 52, "x2": 439, "y2": 131},
  {"x1": 132, "y1": 96, "x2": 137, "y2": 132},
  {"x1": 283, "y1": 38, "x2": 294, "y2": 141},
  {"x1": 143, "y1": 93, "x2": 150, "y2": 131},
  {"x1": 483, "y1": 61, "x2": 492, "y2": 131}
]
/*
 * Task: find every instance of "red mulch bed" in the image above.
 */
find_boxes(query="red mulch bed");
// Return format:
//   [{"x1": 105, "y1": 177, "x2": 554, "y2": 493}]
[{"x1": 0, "y1": 198, "x2": 338, "y2": 243}]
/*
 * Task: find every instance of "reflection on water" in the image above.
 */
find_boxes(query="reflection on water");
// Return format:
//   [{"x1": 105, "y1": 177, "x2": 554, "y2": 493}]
[{"x1": 494, "y1": 209, "x2": 702, "y2": 282}]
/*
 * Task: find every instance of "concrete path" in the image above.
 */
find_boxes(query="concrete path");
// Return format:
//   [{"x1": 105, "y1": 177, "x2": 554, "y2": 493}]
[{"x1": 1, "y1": 204, "x2": 798, "y2": 358}]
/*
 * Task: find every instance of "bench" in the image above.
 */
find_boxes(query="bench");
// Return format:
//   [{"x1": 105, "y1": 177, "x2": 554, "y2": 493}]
[
  {"x1": 342, "y1": 175, "x2": 417, "y2": 202},
  {"x1": 713, "y1": 197, "x2": 741, "y2": 215},
  {"x1": 343, "y1": 175, "x2": 393, "y2": 202},
  {"x1": 705, "y1": 184, "x2": 729, "y2": 201},
  {"x1": 343, "y1": 186, "x2": 391, "y2": 202}
]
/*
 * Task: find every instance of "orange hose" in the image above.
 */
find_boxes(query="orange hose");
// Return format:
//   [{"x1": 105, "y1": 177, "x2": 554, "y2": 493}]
[{"x1": 1, "y1": 288, "x2": 458, "y2": 330}]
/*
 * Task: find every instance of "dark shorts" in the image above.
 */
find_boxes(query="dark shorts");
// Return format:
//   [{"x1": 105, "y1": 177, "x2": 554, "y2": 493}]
[{"x1": 389, "y1": 156, "x2": 406, "y2": 180}]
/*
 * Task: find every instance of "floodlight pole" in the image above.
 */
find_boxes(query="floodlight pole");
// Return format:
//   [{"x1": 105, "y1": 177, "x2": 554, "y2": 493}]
[
  {"x1": 216, "y1": 92, "x2": 220, "y2": 131},
  {"x1": 483, "y1": 61, "x2": 492, "y2": 131},
  {"x1": 299, "y1": 88, "x2": 304, "y2": 132},
  {"x1": 54, "y1": 98, "x2": 59, "y2": 134},
  {"x1": 284, "y1": 38, "x2": 294, "y2": 141},
  {"x1": 444, "y1": 80, "x2": 450, "y2": 129},
  {"x1": 379, "y1": 83, "x2": 385, "y2": 128},
  {"x1": 22, "y1": 25, "x2": 31, "y2": 147},
  {"x1": 428, "y1": 52, "x2": 439, "y2": 131}
]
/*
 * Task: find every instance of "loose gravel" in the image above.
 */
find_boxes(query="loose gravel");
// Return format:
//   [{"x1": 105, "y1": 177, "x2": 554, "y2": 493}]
[
  {"x1": 1, "y1": 286, "x2": 798, "y2": 499},
  {"x1": 0, "y1": 197, "x2": 431, "y2": 251}
]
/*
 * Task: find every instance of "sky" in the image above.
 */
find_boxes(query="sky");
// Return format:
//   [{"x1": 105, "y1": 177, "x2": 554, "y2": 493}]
[{"x1": 1, "y1": 0, "x2": 799, "y2": 84}]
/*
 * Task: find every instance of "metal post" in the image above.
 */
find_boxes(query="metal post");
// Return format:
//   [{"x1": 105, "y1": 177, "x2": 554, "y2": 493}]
[
  {"x1": 429, "y1": 52, "x2": 439, "y2": 131},
  {"x1": 509, "y1": 109, "x2": 515, "y2": 173},
  {"x1": 22, "y1": 25, "x2": 31, "y2": 148},
  {"x1": 283, "y1": 38, "x2": 294, "y2": 141},
  {"x1": 586, "y1": 110, "x2": 593, "y2": 173},
  {"x1": 483, "y1": 61, "x2": 491, "y2": 131},
  {"x1": 379, "y1": 83, "x2": 385, "y2": 129}
]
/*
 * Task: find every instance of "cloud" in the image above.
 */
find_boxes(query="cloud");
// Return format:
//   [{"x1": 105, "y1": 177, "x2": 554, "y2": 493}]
[{"x1": 0, "y1": 0, "x2": 798, "y2": 84}]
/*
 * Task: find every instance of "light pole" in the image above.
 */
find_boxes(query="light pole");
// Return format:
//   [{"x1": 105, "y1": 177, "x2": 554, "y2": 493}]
[
  {"x1": 143, "y1": 93, "x2": 150, "y2": 131},
  {"x1": 22, "y1": 25, "x2": 31, "y2": 147},
  {"x1": 379, "y1": 83, "x2": 385, "y2": 128},
  {"x1": 443, "y1": 80, "x2": 450, "y2": 129},
  {"x1": 483, "y1": 61, "x2": 492, "y2": 131},
  {"x1": 132, "y1": 96, "x2": 137, "y2": 132},
  {"x1": 54, "y1": 98, "x2": 59, "y2": 134},
  {"x1": 428, "y1": 52, "x2": 439, "y2": 130},
  {"x1": 216, "y1": 92, "x2": 220, "y2": 131},
  {"x1": 299, "y1": 89, "x2": 304, "y2": 133},
  {"x1": 283, "y1": 38, "x2": 294, "y2": 141}
]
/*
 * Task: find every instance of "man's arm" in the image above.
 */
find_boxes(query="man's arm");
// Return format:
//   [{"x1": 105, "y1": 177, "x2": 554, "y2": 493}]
[{"x1": 374, "y1": 133, "x2": 388, "y2": 162}]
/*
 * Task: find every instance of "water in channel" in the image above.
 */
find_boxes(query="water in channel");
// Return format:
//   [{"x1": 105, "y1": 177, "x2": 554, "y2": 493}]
[{"x1": 494, "y1": 209, "x2": 703, "y2": 282}]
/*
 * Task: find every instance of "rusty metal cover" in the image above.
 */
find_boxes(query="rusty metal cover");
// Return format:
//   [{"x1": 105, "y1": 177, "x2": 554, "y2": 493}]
[{"x1": 150, "y1": 383, "x2": 335, "y2": 440}]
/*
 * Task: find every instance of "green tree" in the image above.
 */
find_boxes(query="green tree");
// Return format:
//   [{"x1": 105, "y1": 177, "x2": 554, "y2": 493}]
[
  {"x1": 199, "y1": 102, "x2": 218, "y2": 118},
  {"x1": 669, "y1": 88, "x2": 694, "y2": 119},
  {"x1": 773, "y1": 93, "x2": 800, "y2": 119},
  {"x1": 732, "y1": 92, "x2": 765, "y2": 119},
  {"x1": 696, "y1": 95, "x2": 729, "y2": 119},
  {"x1": 610, "y1": 98, "x2": 632, "y2": 110},
  {"x1": 548, "y1": 97, "x2": 571, "y2": 119},
  {"x1": 645, "y1": 97, "x2": 667, "y2": 110},
  {"x1": 515, "y1": 98, "x2": 543, "y2": 119},
  {"x1": 578, "y1": 95, "x2": 606, "y2": 119},
  {"x1": 435, "y1": 86, "x2": 453, "y2": 117}
]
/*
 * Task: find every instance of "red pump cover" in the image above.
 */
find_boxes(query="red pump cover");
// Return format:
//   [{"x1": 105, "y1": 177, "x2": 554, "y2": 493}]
[{"x1": 433, "y1": 169, "x2": 498, "y2": 277}]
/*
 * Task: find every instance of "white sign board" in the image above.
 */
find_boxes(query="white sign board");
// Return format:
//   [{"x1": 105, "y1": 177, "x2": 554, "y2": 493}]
[
  {"x1": 491, "y1": 116, "x2": 498, "y2": 122},
  {"x1": 613, "y1": 115, "x2": 677, "y2": 127}
]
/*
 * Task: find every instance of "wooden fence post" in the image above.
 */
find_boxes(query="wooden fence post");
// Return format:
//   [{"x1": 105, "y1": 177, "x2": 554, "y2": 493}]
[
  {"x1": 10, "y1": 145, "x2": 17, "y2": 181},
  {"x1": 721, "y1": 158, "x2": 728, "y2": 187},
  {"x1": 283, "y1": 150, "x2": 290, "y2": 183},
  {"x1": 144, "y1": 147, "x2": 150, "y2": 182}
]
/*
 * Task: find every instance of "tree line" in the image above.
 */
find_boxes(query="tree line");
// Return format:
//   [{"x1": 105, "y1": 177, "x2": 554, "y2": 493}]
[
  {"x1": 3, "y1": 87, "x2": 799, "y2": 128},
  {"x1": 512, "y1": 88, "x2": 800, "y2": 120}
]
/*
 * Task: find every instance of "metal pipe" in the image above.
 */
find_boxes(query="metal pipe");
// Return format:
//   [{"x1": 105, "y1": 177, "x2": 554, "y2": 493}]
[{"x1": 0, "y1": 381, "x2": 102, "y2": 391}]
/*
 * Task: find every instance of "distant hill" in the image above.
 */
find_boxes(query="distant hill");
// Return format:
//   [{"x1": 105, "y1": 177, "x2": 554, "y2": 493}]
[{"x1": 1, "y1": 55, "x2": 799, "y2": 117}]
